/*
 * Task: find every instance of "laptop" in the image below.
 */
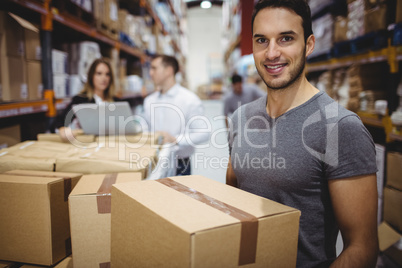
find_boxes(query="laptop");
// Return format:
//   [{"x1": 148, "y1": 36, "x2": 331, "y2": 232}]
[{"x1": 72, "y1": 102, "x2": 142, "y2": 135}]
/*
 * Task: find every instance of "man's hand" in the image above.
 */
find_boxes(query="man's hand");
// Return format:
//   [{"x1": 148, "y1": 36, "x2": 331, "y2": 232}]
[
  {"x1": 58, "y1": 127, "x2": 75, "y2": 143},
  {"x1": 160, "y1": 131, "x2": 177, "y2": 144}
]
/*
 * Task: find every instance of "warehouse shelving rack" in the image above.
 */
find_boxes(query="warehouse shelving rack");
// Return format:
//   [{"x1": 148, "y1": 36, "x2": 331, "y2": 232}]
[
  {"x1": 0, "y1": 0, "x2": 183, "y2": 137},
  {"x1": 307, "y1": 42, "x2": 402, "y2": 143}
]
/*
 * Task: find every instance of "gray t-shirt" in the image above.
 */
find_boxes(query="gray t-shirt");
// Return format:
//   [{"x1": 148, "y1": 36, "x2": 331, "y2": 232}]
[
  {"x1": 223, "y1": 83, "x2": 266, "y2": 116},
  {"x1": 228, "y1": 91, "x2": 377, "y2": 268}
]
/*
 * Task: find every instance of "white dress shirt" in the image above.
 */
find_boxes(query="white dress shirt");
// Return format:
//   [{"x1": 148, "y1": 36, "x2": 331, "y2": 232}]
[{"x1": 142, "y1": 84, "x2": 210, "y2": 158}]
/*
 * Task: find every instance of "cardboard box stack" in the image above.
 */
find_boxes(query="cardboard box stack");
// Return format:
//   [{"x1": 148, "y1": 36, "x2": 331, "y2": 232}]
[
  {"x1": 378, "y1": 151, "x2": 402, "y2": 266},
  {"x1": 93, "y1": 0, "x2": 118, "y2": 40},
  {"x1": 0, "y1": 170, "x2": 82, "y2": 266},
  {"x1": 347, "y1": 0, "x2": 366, "y2": 39},
  {"x1": 310, "y1": 13, "x2": 334, "y2": 58},
  {"x1": 0, "y1": 125, "x2": 21, "y2": 149},
  {"x1": 37, "y1": 129, "x2": 95, "y2": 144},
  {"x1": 0, "y1": 12, "x2": 43, "y2": 101},
  {"x1": 67, "y1": 41, "x2": 101, "y2": 84},
  {"x1": 69, "y1": 172, "x2": 142, "y2": 267},
  {"x1": 397, "y1": 0, "x2": 402, "y2": 23},
  {"x1": 52, "y1": 49, "x2": 69, "y2": 98},
  {"x1": 20, "y1": 255, "x2": 73, "y2": 268},
  {"x1": 334, "y1": 16, "x2": 349, "y2": 43},
  {"x1": 0, "y1": 140, "x2": 79, "y2": 173},
  {"x1": 111, "y1": 175, "x2": 301, "y2": 267},
  {"x1": 346, "y1": 63, "x2": 386, "y2": 112},
  {"x1": 0, "y1": 136, "x2": 161, "y2": 177}
]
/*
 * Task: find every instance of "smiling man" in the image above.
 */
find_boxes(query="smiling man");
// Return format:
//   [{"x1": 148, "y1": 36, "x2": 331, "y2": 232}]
[{"x1": 226, "y1": 1, "x2": 379, "y2": 267}]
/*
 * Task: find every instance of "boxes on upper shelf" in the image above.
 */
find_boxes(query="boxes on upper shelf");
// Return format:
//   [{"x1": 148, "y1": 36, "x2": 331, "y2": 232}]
[
  {"x1": 0, "y1": 55, "x2": 28, "y2": 101},
  {"x1": 68, "y1": 41, "x2": 101, "y2": 79},
  {"x1": 0, "y1": 124, "x2": 21, "y2": 149},
  {"x1": 387, "y1": 151, "x2": 402, "y2": 191},
  {"x1": 384, "y1": 186, "x2": 402, "y2": 233},
  {"x1": 111, "y1": 175, "x2": 301, "y2": 267},
  {"x1": 27, "y1": 60, "x2": 43, "y2": 100},
  {"x1": 52, "y1": 49, "x2": 68, "y2": 75},
  {"x1": 310, "y1": 13, "x2": 334, "y2": 58},
  {"x1": 53, "y1": 73, "x2": 69, "y2": 98}
]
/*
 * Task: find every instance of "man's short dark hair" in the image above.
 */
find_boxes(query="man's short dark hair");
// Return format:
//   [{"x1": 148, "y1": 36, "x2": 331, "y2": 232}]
[
  {"x1": 251, "y1": 0, "x2": 313, "y2": 42},
  {"x1": 154, "y1": 54, "x2": 179, "y2": 74},
  {"x1": 231, "y1": 74, "x2": 242, "y2": 84}
]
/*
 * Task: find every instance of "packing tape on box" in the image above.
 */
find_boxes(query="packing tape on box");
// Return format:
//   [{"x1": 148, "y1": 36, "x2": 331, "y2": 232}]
[
  {"x1": 96, "y1": 173, "x2": 118, "y2": 214},
  {"x1": 63, "y1": 177, "x2": 72, "y2": 202},
  {"x1": 99, "y1": 262, "x2": 111, "y2": 268},
  {"x1": 158, "y1": 178, "x2": 258, "y2": 266}
]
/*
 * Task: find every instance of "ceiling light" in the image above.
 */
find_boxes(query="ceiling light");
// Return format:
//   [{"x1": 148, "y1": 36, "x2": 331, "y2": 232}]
[{"x1": 201, "y1": 1, "x2": 212, "y2": 9}]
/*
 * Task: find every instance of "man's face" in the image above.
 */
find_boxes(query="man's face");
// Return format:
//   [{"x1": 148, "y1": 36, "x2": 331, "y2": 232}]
[
  {"x1": 233, "y1": 82, "x2": 242, "y2": 95},
  {"x1": 149, "y1": 57, "x2": 170, "y2": 87},
  {"x1": 252, "y1": 7, "x2": 314, "y2": 90}
]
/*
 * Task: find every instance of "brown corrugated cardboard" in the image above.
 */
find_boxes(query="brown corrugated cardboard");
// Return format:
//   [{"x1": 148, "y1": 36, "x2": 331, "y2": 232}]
[
  {"x1": 379, "y1": 222, "x2": 401, "y2": 252},
  {"x1": 378, "y1": 222, "x2": 402, "y2": 267},
  {"x1": 0, "y1": 260, "x2": 19, "y2": 268},
  {"x1": 4, "y1": 140, "x2": 83, "y2": 158},
  {"x1": 0, "y1": 124, "x2": 20, "y2": 148},
  {"x1": 387, "y1": 152, "x2": 402, "y2": 191},
  {"x1": 0, "y1": 151, "x2": 55, "y2": 173},
  {"x1": 384, "y1": 186, "x2": 402, "y2": 233},
  {"x1": 397, "y1": 0, "x2": 402, "y2": 23},
  {"x1": 111, "y1": 175, "x2": 301, "y2": 267},
  {"x1": 27, "y1": 61, "x2": 43, "y2": 100},
  {"x1": 55, "y1": 157, "x2": 149, "y2": 178},
  {"x1": 334, "y1": 16, "x2": 348, "y2": 43},
  {"x1": 0, "y1": 171, "x2": 82, "y2": 265},
  {"x1": 69, "y1": 173, "x2": 142, "y2": 268},
  {"x1": 19, "y1": 255, "x2": 73, "y2": 268},
  {"x1": 364, "y1": 5, "x2": 387, "y2": 33},
  {"x1": 0, "y1": 55, "x2": 27, "y2": 101},
  {"x1": 95, "y1": 132, "x2": 163, "y2": 145},
  {"x1": 37, "y1": 132, "x2": 96, "y2": 144},
  {"x1": 0, "y1": 12, "x2": 25, "y2": 57}
]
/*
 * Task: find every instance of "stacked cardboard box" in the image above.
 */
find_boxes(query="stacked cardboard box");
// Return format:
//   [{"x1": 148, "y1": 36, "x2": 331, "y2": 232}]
[
  {"x1": 310, "y1": 13, "x2": 334, "y2": 58},
  {"x1": 346, "y1": 63, "x2": 386, "y2": 112},
  {"x1": 111, "y1": 175, "x2": 301, "y2": 267},
  {"x1": 52, "y1": 49, "x2": 69, "y2": 98},
  {"x1": 0, "y1": 170, "x2": 82, "y2": 266},
  {"x1": 347, "y1": 0, "x2": 366, "y2": 39},
  {"x1": 69, "y1": 172, "x2": 142, "y2": 267},
  {"x1": 0, "y1": 141, "x2": 80, "y2": 173},
  {"x1": 0, "y1": 12, "x2": 42, "y2": 101},
  {"x1": 378, "y1": 151, "x2": 402, "y2": 266},
  {"x1": 67, "y1": 41, "x2": 101, "y2": 83},
  {"x1": 0, "y1": 125, "x2": 21, "y2": 149},
  {"x1": 93, "y1": 0, "x2": 118, "y2": 40},
  {"x1": 20, "y1": 256, "x2": 73, "y2": 267},
  {"x1": 0, "y1": 138, "x2": 160, "y2": 177}
]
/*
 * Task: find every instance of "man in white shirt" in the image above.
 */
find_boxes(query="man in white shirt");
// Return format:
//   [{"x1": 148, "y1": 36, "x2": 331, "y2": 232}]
[{"x1": 143, "y1": 55, "x2": 209, "y2": 175}]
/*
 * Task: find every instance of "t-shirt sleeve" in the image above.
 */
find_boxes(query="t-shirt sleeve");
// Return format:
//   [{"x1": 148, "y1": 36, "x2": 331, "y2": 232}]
[{"x1": 325, "y1": 114, "x2": 377, "y2": 179}]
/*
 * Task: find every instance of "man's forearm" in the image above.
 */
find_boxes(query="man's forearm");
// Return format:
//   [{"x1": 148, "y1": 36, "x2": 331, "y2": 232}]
[{"x1": 330, "y1": 244, "x2": 378, "y2": 268}]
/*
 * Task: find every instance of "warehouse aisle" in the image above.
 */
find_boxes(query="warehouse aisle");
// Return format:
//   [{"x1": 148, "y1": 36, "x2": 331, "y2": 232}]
[{"x1": 191, "y1": 99, "x2": 229, "y2": 184}]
